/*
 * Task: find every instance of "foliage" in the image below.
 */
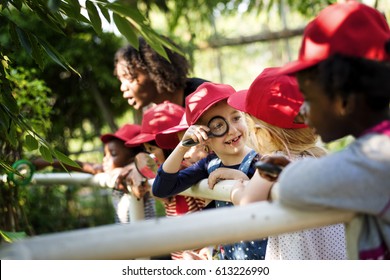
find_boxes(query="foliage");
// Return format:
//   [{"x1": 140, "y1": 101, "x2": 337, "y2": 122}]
[
  {"x1": 1, "y1": 16, "x2": 126, "y2": 153},
  {"x1": 138, "y1": 0, "x2": 337, "y2": 40},
  {"x1": 0, "y1": 0, "x2": 180, "y2": 173},
  {"x1": 0, "y1": 180, "x2": 115, "y2": 243}
]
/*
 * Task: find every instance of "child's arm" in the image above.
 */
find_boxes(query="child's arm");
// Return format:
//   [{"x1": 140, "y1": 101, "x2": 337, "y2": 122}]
[
  {"x1": 230, "y1": 170, "x2": 273, "y2": 206},
  {"x1": 161, "y1": 144, "x2": 190, "y2": 173},
  {"x1": 162, "y1": 124, "x2": 210, "y2": 174}
]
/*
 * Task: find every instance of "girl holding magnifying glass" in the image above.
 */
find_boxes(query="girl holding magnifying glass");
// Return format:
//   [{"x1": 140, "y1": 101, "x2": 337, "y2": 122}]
[{"x1": 152, "y1": 82, "x2": 267, "y2": 260}]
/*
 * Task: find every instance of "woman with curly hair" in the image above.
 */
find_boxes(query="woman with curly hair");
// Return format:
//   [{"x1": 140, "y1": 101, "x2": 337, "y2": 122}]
[{"x1": 114, "y1": 36, "x2": 208, "y2": 113}]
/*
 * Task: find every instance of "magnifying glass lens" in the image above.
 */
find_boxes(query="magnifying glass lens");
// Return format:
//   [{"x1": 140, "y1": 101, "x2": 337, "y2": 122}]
[{"x1": 208, "y1": 117, "x2": 228, "y2": 137}]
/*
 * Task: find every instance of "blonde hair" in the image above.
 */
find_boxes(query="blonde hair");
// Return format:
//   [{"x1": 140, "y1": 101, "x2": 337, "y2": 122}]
[{"x1": 246, "y1": 114, "x2": 326, "y2": 158}]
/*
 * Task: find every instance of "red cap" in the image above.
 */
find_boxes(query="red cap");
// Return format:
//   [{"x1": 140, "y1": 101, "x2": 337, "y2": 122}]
[
  {"x1": 185, "y1": 82, "x2": 236, "y2": 125},
  {"x1": 125, "y1": 101, "x2": 185, "y2": 147},
  {"x1": 279, "y1": 1, "x2": 390, "y2": 75},
  {"x1": 228, "y1": 67, "x2": 307, "y2": 129},
  {"x1": 155, "y1": 113, "x2": 189, "y2": 149},
  {"x1": 100, "y1": 124, "x2": 141, "y2": 144}
]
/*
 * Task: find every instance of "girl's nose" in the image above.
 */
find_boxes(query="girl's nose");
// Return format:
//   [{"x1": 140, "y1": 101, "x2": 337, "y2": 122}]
[{"x1": 227, "y1": 122, "x2": 238, "y2": 134}]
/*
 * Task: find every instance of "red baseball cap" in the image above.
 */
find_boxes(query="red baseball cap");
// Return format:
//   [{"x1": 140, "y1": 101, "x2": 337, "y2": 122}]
[
  {"x1": 228, "y1": 67, "x2": 307, "y2": 129},
  {"x1": 125, "y1": 101, "x2": 185, "y2": 147},
  {"x1": 279, "y1": 1, "x2": 390, "y2": 75},
  {"x1": 100, "y1": 124, "x2": 142, "y2": 144},
  {"x1": 185, "y1": 82, "x2": 236, "y2": 125},
  {"x1": 155, "y1": 113, "x2": 189, "y2": 149}
]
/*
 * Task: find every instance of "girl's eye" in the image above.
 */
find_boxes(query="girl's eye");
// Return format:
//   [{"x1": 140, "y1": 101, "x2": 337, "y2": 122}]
[{"x1": 233, "y1": 115, "x2": 241, "y2": 122}]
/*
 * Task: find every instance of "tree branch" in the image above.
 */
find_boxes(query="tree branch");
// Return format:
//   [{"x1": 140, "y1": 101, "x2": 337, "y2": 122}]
[{"x1": 196, "y1": 27, "x2": 305, "y2": 50}]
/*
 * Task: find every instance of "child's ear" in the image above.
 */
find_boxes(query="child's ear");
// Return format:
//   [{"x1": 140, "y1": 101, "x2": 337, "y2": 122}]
[{"x1": 335, "y1": 94, "x2": 357, "y2": 116}]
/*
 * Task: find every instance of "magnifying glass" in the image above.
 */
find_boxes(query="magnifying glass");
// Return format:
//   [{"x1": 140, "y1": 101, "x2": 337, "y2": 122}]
[
  {"x1": 134, "y1": 152, "x2": 159, "y2": 180},
  {"x1": 182, "y1": 116, "x2": 229, "y2": 147}
]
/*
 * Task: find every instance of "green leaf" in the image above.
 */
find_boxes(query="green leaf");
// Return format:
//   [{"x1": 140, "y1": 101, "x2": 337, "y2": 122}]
[
  {"x1": 60, "y1": 0, "x2": 83, "y2": 21},
  {"x1": 97, "y1": 3, "x2": 111, "y2": 23},
  {"x1": 139, "y1": 30, "x2": 168, "y2": 60},
  {"x1": 30, "y1": 4, "x2": 66, "y2": 35},
  {"x1": 9, "y1": 0, "x2": 22, "y2": 10},
  {"x1": 25, "y1": 134, "x2": 39, "y2": 151},
  {"x1": 1, "y1": 91, "x2": 19, "y2": 115},
  {"x1": 86, "y1": 0, "x2": 103, "y2": 36},
  {"x1": 50, "y1": 8, "x2": 67, "y2": 29},
  {"x1": 8, "y1": 22, "x2": 20, "y2": 51},
  {"x1": 113, "y1": 14, "x2": 139, "y2": 49},
  {"x1": 36, "y1": 37, "x2": 80, "y2": 76},
  {"x1": 0, "y1": 230, "x2": 27, "y2": 243},
  {"x1": 7, "y1": 119, "x2": 18, "y2": 147},
  {"x1": 1, "y1": 105, "x2": 23, "y2": 148},
  {"x1": 107, "y1": 3, "x2": 146, "y2": 23},
  {"x1": 47, "y1": 0, "x2": 61, "y2": 13},
  {"x1": 0, "y1": 105, "x2": 10, "y2": 132},
  {"x1": 39, "y1": 145, "x2": 53, "y2": 163},
  {"x1": 26, "y1": 32, "x2": 45, "y2": 70},
  {"x1": 15, "y1": 27, "x2": 31, "y2": 56},
  {"x1": 53, "y1": 150, "x2": 80, "y2": 169},
  {"x1": 0, "y1": 160, "x2": 16, "y2": 174}
]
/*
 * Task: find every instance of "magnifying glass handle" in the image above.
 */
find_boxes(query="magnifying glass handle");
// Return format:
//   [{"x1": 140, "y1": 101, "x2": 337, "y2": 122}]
[{"x1": 182, "y1": 138, "x2": 199, "y2": 147}]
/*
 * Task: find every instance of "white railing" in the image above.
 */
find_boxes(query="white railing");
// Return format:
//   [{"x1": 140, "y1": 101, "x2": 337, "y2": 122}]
[{"x1": 0, "y1": 172, "x2": 358, "y2": 260}]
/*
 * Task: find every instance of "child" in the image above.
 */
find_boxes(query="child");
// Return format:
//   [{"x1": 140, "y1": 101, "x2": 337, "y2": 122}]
[
  {"x1": 263, "y1": 1, "x2": 390, "y2": 259},
  {"x1": 228, "y1": 67, "x2": 347, "y2": 259},
  {"x1": 152, "y1": 82, "x2": 268, "y2": 260},
  {"x1": 100, "y1": 124, "x2": 156, "y2": 223},
  {"x1": 125, "y1": 101, "x2": 212, "y2": 259}
]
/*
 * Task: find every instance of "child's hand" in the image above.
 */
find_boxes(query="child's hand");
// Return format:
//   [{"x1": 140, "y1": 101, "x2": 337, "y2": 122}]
[
  {"x1": 115, "y1": 163, "x2": 134, "y2": 191},
  {"x1": 126, "y1": 167, "x2": 150, "y2": 199},
  {"x1": 258, "y1": 155, "x2": 291, "y2": 181},
  {"x1": 181, "y1": 125, "x2": 210, "y2": 146},
  {"x1": 230, "y1": 179, "x2": 245, "y2": 205},
  {"x1": 208, "y1": 167, "x2": 249, "y2": 189},
  {"x1": 182, "y1": 247, "x2": 213, "y2": 260},
  {"x1": 260, "y1": 154, "x2": 291, "y2": 167}
]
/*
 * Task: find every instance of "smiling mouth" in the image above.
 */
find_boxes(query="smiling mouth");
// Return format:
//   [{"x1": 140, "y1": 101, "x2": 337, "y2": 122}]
[{"x1": 225, "y1": 135, "x2": 241, "y2": 145}]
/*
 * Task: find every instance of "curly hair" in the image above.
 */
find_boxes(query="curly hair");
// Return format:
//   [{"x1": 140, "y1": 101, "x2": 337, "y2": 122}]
[
  {"x1": 302, "y1": 53, "x2": 390, "y2": 111},
  {"x1": 114, "y1": 37, "x2": 190, "y2": 96}
]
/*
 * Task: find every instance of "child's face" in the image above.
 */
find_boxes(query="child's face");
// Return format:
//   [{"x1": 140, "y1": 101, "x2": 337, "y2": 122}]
[
  {"x1": 143, "y1": 142, "x2": 166, "y2": 165},
  {"x1": 297, "y1": 70, "x2": 350, "y2": 143},
  {"x1": 102, "y1": 139, "x2": 133, "y2": 172},
  {"x1": 177, "y1": 130, "x2": 208, "y2": 167},
  {"x1": 182, "y1": 145, "x2": 209, "y2": 167},
  {"x1": 199, "y1": 100, "x2": 248, "y2": 157}
]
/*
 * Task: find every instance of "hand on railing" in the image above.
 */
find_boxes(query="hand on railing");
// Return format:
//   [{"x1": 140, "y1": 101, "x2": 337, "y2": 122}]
[{"x1": 208, "y1": 167, "x2": 249, "y2": 189}]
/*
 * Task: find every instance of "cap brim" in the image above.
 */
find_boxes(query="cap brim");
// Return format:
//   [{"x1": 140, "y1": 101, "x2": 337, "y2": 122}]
[
  {"x1": 155, "y1": 123, "x2": 188, "y2": 149},
  {"x1": 125, "y1": 133, "x2": 155, "y2": 147},
  {"x1": 100, "y1": 134, "x2": 124, "y2": 143},
  {"x1": 278, "y1": 59, "x2": 321, "y2": 75},
  {"x1": 160, "y1": 123, "x2": 188, "y2": 135},
  {"x1": 227, "y1": 90, "x2": 248, "y2": 112},
  {"x1": 155, "y1": 133, "x2": 180, "y2": 149}
]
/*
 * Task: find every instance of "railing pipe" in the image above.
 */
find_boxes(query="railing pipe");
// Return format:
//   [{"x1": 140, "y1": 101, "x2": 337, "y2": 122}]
[
  {"x1": 0, "y1": 201, "x2": 355, "y2": 260},
  {"x1": 30, "y1": 172, "x2": 233, "y2": 201}
]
